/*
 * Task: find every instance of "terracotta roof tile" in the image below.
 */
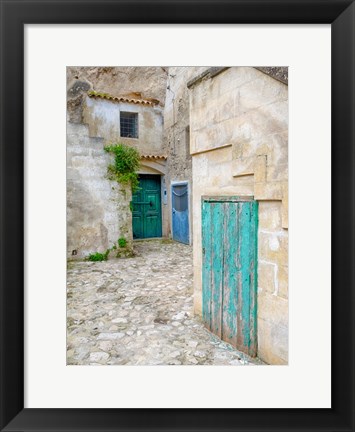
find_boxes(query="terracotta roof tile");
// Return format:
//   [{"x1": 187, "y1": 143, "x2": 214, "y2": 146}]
[
  {"x1": 87, "y1": 91, "x2": 159, "y2": 106},
  {"x1": 140, "y1": 155, "x2": 167, "y2": 160}
]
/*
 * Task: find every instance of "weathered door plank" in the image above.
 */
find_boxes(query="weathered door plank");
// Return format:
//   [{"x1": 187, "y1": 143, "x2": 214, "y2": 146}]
[
  {"x1": 222, "y1": 202, "x2": 239, "y2": 346},
  {"x1": 210, "y1": 202, "x2": 224, "y2": 338},
  {"x1": 202, "y1": 200, "x2": 212, "y2": 330},
  {"x1": 248, "y1": 201, "x2": 258, "y2": 357},
  {"x1": 237, "y1": 202, "x2": 252, "y2": 353}
]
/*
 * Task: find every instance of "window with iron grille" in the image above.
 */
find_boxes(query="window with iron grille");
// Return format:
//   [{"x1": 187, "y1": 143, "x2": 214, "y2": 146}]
[{"x1": 120, "y1": 112, "x2": 138, "y2": 138}]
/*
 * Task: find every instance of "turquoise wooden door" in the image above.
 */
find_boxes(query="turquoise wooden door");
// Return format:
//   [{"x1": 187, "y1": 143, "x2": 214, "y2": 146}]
[
  {"x1": 132, "y1": 175, "x2": 162, "y2": 239},
  {"x1": 202, "y1": 197, "x2": 258, "y2": 357}
]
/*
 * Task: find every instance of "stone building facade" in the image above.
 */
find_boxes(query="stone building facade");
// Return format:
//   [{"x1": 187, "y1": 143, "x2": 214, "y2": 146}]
[
  {"x1": 187, "y1": 67, "x2": 288, "y2": 364},
  {"x1": 67, "y1": 67, "x2": 168, "y2": 259}
]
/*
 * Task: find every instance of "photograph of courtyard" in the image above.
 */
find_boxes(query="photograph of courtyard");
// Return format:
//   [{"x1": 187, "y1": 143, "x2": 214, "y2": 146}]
[{"x1": 67, "y1": 66, "x2": 288, "y2": 365}]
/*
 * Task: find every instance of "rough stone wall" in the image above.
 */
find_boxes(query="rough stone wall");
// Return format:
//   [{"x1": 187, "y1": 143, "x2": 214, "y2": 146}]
[
  {"x1": 189, "y1": 67, "x2": 288, "y2": 365},
  {"x1": 67, "y1": 122, "x2": 131, "y2": 259},
  {"x1": 163, "y1": 67, "x2": 207, "y2": 239},
  {"x1": 67, "y1": 67, "x2": 167, "y2": 105}
]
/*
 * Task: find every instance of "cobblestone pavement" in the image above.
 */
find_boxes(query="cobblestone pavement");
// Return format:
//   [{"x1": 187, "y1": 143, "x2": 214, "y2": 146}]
[{"x1": 67, "y1": 240, "x2": 261, "y2": 365}]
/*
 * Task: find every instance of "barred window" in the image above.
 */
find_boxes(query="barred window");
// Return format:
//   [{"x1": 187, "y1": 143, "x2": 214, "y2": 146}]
[{"x1": 120, "y1": 112, "x2": 138, "y2": 138}]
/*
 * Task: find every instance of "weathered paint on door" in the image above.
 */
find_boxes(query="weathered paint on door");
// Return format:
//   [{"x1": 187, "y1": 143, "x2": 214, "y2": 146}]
[
  {"x1": 172, "y1": 182, "x2": 189, "y2": 244},
  {"x1": 202, "y1": 197, "x2": 258, "y2": 356},
  {"x1": 132, "y1": 175, "x2": 162, "y2": 239}
]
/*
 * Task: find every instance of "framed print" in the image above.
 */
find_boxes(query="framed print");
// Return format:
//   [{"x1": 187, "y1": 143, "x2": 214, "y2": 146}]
[{"x1": 0, "y1": 0, "x2": 354, "y2": 431}]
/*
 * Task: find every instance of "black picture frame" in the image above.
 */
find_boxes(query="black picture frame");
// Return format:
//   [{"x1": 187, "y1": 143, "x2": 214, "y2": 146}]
[{"x1": 1, "y1": 1, "x2": 354, "y2": 431}]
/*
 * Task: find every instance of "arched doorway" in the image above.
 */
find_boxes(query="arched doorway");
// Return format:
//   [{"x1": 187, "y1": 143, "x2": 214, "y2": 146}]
[{"x1": 132, "y1": 157, "x2": 167, "y2": 239}]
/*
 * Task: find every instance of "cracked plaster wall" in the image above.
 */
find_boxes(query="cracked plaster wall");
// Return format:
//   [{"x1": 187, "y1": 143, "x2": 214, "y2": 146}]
[{"x1": 67, "y1": 122, "x2": 131, "y2": 259}]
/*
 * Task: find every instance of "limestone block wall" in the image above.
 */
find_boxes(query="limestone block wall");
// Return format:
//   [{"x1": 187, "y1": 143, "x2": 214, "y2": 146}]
[
  {"x1": 189, "y1": 67, "x2": 288, "y2": 364},
  {"x1": 67, "y1": 122, "x2": 132, "y2": 259}
]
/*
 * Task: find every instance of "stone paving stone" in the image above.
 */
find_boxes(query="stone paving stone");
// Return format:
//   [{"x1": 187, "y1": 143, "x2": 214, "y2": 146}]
[{"x1": 67, "y1": 239, "x2": 262, "y2": 366}]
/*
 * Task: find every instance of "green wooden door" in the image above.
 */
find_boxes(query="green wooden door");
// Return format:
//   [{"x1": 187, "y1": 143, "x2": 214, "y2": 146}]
[
  {"x1": 202, "y1": 197, "x2": 258, "y2": 357},
  {"x1": 132, "y1": 175, "x2": 162, "y2": 239}
]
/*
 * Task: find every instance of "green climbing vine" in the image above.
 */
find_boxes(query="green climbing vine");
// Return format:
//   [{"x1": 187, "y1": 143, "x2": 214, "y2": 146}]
[{"x1": 104, "y1": 143, "x2": 140, "y2": 192}]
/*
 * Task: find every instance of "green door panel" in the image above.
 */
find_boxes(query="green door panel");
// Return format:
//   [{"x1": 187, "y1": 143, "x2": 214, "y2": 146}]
[
  {"x1": 132, "y1": 175, "x2": 162, "y2": 239},
  {"x1": 132, "y1": 188, "x2": 144, "y2": 239}
]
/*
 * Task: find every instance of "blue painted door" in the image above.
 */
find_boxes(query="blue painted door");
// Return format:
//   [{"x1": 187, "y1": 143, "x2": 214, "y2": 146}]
[
  {"x1": 202, "y1": 197, "x2": 258, "y2": 356},
  {"x1": 132, "y1": 175, "x2": 162, "y2": 239},
  {"x1": 172, "y1": 183, "x2": 189, "y2": 244}
]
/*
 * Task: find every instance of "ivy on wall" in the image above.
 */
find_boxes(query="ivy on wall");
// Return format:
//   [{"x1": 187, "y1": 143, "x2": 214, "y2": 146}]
[{"x1": 104, "y1": 143, "x2": 140, "y2": 192}]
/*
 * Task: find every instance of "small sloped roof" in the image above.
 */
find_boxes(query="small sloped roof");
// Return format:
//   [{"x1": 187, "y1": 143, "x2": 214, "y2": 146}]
[
  {"x1": 87, "y1": 91, "x2": 159, "y2": 106},
  {"x1": 140, "y1": 155, "x2": 167, "y2": 160}
]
